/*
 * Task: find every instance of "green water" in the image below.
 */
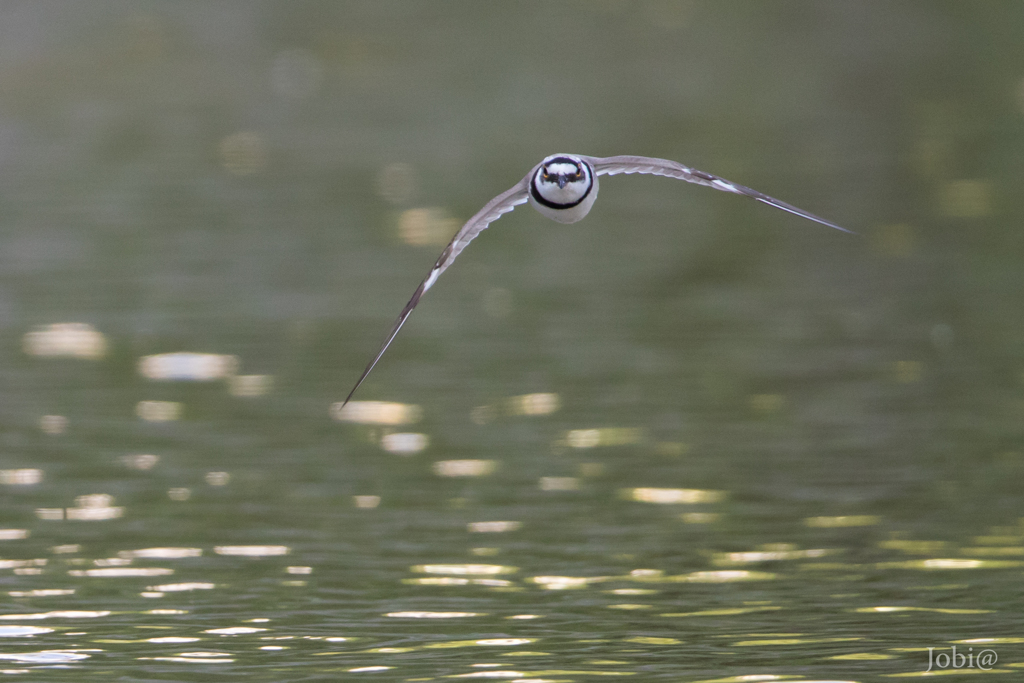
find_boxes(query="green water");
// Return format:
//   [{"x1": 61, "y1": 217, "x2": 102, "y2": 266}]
[{"x1": 1, "y1": 2, "x2": 1023, "y2": 680}]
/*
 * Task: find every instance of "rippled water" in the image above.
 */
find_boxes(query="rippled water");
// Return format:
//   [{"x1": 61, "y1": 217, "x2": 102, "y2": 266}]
[{"x1": 2, "y1": 2, "x2": 1024, "y2": 681}]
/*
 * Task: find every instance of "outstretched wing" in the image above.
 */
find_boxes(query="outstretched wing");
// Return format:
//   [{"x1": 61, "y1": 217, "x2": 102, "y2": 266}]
[
  {"x1": 340, "y1": 174, "x2": 534, "y2": 407},
  {"x1": 584, "y1": 155, "x2": 853, "y2": 234}
]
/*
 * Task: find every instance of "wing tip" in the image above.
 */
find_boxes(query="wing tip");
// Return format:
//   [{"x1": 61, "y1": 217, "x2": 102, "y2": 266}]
[
  {"x1": 754, "y1": 197, "x2": 856, "y2": 236},
  {"x1": 816, "y1": 218, "x2": 858, "y2": 235},
  {"x1": 339, "y1": 390, "x2": 357, "y2": 411},
  {"x1": 339, "y1": 376, "x2": 366, "y2": 411}
]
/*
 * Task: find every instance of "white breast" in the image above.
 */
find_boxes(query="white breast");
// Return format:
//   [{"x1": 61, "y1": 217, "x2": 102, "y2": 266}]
[{"x1": 529, "y1": 174, "x2": 599, "y2": 224}]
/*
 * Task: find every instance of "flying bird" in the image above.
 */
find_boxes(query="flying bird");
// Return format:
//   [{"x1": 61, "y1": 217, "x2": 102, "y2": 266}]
[{"x1": 342, "y1": 153, "x2": 851, "y2": 406}]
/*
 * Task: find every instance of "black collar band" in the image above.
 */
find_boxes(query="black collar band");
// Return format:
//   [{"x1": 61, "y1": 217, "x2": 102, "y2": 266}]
[{"x1": 530, "y1": 165, "x2": 593, "y2": 210}]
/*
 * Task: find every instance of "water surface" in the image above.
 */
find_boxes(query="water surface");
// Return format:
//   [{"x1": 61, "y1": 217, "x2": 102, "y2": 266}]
[{"x1": 1, "y1": 2, "x2": 1023, "y2": 680}]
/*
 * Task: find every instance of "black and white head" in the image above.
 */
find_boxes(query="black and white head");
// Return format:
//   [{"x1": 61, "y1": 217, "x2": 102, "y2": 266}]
[{"x1": 528, "y1": 153, "x2": 599, "y2": 224}]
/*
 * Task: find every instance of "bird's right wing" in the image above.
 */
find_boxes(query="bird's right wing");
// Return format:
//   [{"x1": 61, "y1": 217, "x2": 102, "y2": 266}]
[{"x1": 340, "y1": 171, "x2": 535, "y2": 407}]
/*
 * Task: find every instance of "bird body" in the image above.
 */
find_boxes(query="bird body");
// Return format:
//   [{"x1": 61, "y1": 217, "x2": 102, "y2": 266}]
[
  {"x1": 528, "y1": 154, "x2": 599, "y2": 223},
  {"x1": 341, "y1": 153, "x2": 851, "y2": 406}
]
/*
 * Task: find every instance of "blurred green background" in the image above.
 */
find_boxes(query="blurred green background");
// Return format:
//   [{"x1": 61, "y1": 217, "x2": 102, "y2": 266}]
[{"x1": 1, "y1": 1, "x2": 1024, "y2": 679}]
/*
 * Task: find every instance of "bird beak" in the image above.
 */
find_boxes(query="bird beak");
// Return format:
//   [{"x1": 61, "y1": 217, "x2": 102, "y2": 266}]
[{"x1": 557, "y1": 175, "x2": 567, "y2": 189}]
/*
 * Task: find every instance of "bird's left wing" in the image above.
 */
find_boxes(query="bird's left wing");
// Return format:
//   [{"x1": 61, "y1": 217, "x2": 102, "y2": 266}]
[
  {"x1": 340, "y1": 171, "x2": 535, "y2": 407},
  {"x1": 584, "y1": 155, "x2": 852, "y2": 234}
]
